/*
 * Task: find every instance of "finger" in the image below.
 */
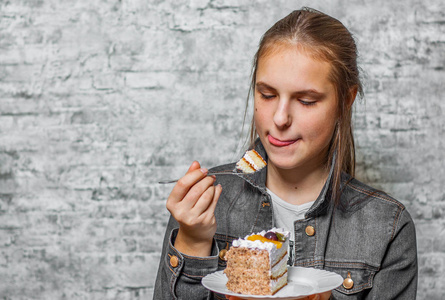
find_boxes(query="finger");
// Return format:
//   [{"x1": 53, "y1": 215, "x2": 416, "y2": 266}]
[
  {"x1": 202, "y1": 184, "x2": 222, "y2": 221},
  {"x1": 169, "y1": 167, "x2": 209, "y2": 204},
  {"x1": 319, "y1": 291, "x2": 331, "y2": 300},
  {"x1": 190, "y1": 184, "x2": 216, "y2": 216},
  {"x1": 210, "y1": 184, "x2": 222, "y2": 212},
  {"x1": 186, "y1": 161, "x2": 201, "y2": 174},
  {"x1": 176, "y1": 176, "x2": 216, "y2": 212}
]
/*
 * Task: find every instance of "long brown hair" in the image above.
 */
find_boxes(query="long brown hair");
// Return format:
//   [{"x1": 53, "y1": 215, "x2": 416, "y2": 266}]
[{"x1": 247, "y1": 7, "x2": 363, "y2": 204}]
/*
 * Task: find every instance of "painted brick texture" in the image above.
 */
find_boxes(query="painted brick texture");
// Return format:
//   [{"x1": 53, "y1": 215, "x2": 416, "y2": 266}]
[{"x1": 0, "y1": 0, "x2": 444, "y2": 299}]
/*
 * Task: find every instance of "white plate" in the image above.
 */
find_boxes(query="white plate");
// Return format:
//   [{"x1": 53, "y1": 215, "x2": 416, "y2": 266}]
[{"x1": 202, "y1": 267, "x2": 343, "y2": 300}]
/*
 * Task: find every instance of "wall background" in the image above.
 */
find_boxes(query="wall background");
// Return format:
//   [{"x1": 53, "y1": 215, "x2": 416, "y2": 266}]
[{"x1": 0, "y1": 0, "x2": 444, "y2": 299}]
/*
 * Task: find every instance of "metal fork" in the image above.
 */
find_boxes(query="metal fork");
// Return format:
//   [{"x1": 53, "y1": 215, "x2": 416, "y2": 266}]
[{"x1": 158, "y1": 171, "x2": 241, "y2": 184}]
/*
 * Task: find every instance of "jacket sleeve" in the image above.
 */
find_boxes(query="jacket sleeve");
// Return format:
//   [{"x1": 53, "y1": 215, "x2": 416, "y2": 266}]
[
  {"x1": 153, "y1": 215, "x2": 220, "y2": 300},
  {"x1": 366, "y1": 208, "x2": 418, "y2": 299}
]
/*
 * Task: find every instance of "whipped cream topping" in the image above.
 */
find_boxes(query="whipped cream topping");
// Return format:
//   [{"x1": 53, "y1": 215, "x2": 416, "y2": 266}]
[
  {"x1": 244, "y1": 152, "x2": 259, "y2": 170},
  {"x1": 232, "y1": 238, "x2": 276, "y2": 251},
  {"x1": 231, "y1": 228, "x2": 290, "y2": 251}
]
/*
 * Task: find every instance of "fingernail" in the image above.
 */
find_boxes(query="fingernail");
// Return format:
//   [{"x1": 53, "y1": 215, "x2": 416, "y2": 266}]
[{"x1": 200, "y1": 168, "x2": 208, "y2": 174}]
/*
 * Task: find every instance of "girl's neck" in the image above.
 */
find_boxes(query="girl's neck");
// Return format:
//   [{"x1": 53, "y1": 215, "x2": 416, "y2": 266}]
[{"x1": 266, "y1": 161, "x2": 329, "y2": 206}]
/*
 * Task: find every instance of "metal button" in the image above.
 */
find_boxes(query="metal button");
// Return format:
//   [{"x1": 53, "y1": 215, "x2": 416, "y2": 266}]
[
  {"x1": 219, "y1": 249, "x2": 228, "y2": 261},
  {"x1": 170, "y1": 255, "x2": 179, "y2": 268},
  {"x1": 305, "y1": 225, "x2": 315, "y2": 236},
  {"x1": 343, "y1": 272, "x2": 354, "y2": 290}
]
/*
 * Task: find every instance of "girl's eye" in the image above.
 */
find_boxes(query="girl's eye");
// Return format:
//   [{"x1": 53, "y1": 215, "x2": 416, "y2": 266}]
[
  {"x1": 299, "y1": 100, "x2": 316, "y2": 106},
  {"x1": 260, "y1": 93, "x2": 276, "y2": 100}
]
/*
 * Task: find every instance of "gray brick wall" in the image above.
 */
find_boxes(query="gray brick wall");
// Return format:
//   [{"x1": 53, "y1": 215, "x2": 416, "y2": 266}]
[{"x1": 0, "y1": 0, "x2": 444, "y2": 299}]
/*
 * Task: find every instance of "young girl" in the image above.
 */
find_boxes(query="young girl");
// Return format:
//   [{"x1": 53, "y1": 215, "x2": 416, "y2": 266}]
[{"x1": 154, "y1": 8, "x2": 418, "y2": 300}]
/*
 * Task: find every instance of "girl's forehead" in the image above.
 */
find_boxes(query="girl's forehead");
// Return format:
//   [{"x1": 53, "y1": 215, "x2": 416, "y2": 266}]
[
  {"x1": 258, "y1": 45, "x2": 331, "y2": 75},
  {"x1": 256, "y1": 42, "x2": 334, "y2": 85},
  {"x1": 255, "y1": 44, "x2": 335, "y2": 96}
]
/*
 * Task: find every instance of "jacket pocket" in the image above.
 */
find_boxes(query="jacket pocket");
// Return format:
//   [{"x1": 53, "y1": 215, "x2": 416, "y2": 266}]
[{"x1": 324, "y1": 262, "x2": 378, "y2": 295}]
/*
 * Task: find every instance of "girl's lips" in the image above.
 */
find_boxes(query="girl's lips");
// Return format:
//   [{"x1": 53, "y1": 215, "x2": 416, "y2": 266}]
[{"x1": 268, "y1": 135, "x2": 298, "y2": 147}]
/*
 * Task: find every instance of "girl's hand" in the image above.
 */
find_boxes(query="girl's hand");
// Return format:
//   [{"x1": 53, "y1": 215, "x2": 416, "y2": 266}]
[
  {"x1": 225, "y1": 291, "x2": 332, "y2": 300},
  {"x1": 166, "y1": 161, "x2": 222, "y2": 257}
]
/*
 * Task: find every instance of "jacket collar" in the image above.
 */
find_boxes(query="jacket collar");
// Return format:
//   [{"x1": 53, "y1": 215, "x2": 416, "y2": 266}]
[{"x1": 244, "y1": 138, "x2": 335, "y2": 217}]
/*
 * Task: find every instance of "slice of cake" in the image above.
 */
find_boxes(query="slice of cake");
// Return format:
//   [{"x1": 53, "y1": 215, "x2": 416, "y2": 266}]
[
  {"x1": 224, "y1": 228, "x2": 289, "y2": 295},
  {"x1": 236, "y1": 149, "x2": 267, "y2": 174}
]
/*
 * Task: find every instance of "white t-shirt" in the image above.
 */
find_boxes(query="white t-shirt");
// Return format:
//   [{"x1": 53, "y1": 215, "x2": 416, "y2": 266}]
[{"x1": 267, "y1": 188, "x2": 314, "y2": 241}]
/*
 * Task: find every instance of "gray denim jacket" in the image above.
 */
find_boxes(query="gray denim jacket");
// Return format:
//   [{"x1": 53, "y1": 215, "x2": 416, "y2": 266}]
[{"x1": 153, "y1": 142, "x2": 418, "y2": 300}]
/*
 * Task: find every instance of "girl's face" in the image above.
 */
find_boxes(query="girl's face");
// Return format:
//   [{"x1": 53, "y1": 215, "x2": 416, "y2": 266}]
[{"x1": 254, "y1": 45, "x2": 338, "y2": 173}]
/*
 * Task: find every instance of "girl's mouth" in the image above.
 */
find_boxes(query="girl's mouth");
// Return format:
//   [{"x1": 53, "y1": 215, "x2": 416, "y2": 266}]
[{"x1": 268, "y1": 135, "x2": 298, "y2": 147}]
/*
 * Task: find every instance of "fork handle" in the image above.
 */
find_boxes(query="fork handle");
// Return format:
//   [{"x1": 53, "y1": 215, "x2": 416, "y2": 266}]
[{"x1": 158, "y1": 171, "x2": 238, "y2": 184}]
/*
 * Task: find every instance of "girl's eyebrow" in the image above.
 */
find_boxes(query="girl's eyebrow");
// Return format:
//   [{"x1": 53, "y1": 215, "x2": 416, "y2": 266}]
[
  {"x1": 256, "y1": 82, "x2": 277, "y2": 92},
  {"x1": 256, "y1": 81, "x2": 326, "y2": 99}
]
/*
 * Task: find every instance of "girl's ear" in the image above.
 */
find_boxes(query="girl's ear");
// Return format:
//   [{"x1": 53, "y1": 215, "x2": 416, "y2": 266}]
[{"x1": 347, "y1": 85, "x2": 358, "y2": 109}]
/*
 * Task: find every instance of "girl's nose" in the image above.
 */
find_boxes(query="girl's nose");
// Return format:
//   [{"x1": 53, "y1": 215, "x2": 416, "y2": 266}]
[{"x1": 273, "y1": 98, "x2": 292, "y2": 128}]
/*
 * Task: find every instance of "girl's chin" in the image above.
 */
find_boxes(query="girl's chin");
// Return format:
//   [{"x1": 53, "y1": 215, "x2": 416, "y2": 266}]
[{"x1": 267, "y1": 157, "x2": 301, "y2": 171}]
